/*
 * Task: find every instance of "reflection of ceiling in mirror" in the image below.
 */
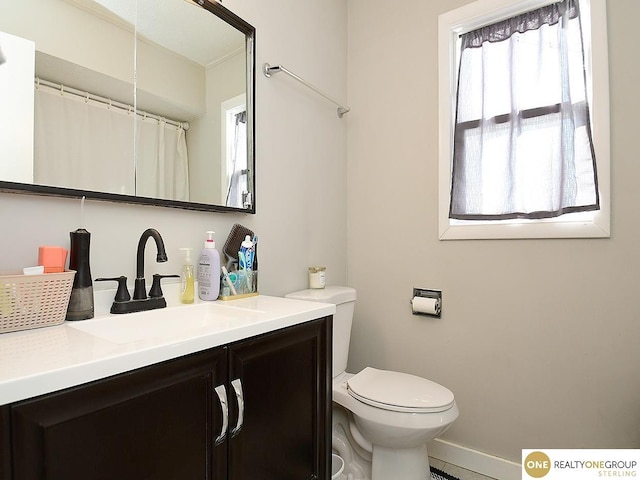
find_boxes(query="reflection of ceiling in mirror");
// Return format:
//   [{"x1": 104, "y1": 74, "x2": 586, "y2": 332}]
[{"x1": 76, "y1": 0, "x2": 245, "y2": 67}]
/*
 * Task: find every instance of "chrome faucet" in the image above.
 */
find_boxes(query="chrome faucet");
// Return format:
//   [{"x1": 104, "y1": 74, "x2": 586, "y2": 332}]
[{"x1": 133, "y1": 228, "x2": 168, "y2": 300}]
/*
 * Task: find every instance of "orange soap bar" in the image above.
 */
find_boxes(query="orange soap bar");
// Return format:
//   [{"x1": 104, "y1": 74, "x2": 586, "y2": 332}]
[{"x1": 38, "y1": 246, "x2": 68, "y2": 273}]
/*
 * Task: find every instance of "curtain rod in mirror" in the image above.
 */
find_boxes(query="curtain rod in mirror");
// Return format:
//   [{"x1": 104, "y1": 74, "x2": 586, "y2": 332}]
[
  {"x1": 262, "y1": 63, "x2": 350, "y2": 118},
  {"x1": 35, "y1": 78, "x2": 190, "y2": 131}
]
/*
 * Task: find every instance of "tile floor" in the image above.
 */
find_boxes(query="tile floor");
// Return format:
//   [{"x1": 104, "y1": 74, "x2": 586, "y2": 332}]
[{"x1": 430, "y1": 457, "x2": 497, "y2": 480}]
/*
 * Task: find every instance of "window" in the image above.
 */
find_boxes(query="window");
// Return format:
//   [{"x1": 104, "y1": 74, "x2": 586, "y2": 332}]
[
  {"x1": 438, "y1": 0, "x2": 610, "y2": 239},
  {"x1": 221, "y1": 94, "x2": 249, "y2": 209}
]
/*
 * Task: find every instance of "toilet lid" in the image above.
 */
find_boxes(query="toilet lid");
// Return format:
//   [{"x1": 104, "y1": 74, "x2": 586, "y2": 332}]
[{"x1": 347, "y1": 367, "x2": 455, "y2": 413}]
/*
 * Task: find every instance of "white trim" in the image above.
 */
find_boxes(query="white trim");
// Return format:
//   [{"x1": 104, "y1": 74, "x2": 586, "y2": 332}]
[
  {"x1": 428, "y1": 438, "x2": 521, "y2": 480},
  {"x1": 437, "y1": 0, "x2": 610, "y2": 240},
  {"x1": 206, "y1": 46, "x2": 244, "y2": 70}
]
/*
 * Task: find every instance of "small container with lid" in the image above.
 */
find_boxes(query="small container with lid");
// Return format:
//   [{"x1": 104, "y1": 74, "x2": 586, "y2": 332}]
[{"x1": 308, "y1": 266, "x2": 326, "y2": 289}]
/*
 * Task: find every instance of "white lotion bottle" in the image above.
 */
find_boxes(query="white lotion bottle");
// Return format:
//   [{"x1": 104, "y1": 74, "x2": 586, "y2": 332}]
[{"x1": 198, "y1": 231, "x2": 220, "y2": 301}]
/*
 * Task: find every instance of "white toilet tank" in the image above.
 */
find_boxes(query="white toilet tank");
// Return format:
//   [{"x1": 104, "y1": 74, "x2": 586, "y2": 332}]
[{"x1": 285, "y1": 286, "x2": 356, "y2": 378}]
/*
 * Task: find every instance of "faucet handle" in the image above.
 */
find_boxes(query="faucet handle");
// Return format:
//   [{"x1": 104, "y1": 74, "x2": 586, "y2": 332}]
[
  {"x1": 149, "y1": 274, "x2": 180, "y2": 298},
  {"x1": 95, "y1": 276, "x2": 131, "y2": 302}
]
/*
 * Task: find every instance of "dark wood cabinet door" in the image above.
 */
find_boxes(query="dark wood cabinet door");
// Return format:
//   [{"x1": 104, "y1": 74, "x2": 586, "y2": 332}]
[
  {"x1": 0, "y1": 406, "x2": 10, "y2": 480},
  {"x1": 228, "y1": 317, "x2": 331, "y2": 480},
  {"x1": 10, "y1": 347, "x2": 227, "y2": 480}
]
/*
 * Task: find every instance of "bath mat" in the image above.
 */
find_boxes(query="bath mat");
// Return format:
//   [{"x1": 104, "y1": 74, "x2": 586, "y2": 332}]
[{"x1": 431, "y1": 466, "x2": 461, "y2": 480}]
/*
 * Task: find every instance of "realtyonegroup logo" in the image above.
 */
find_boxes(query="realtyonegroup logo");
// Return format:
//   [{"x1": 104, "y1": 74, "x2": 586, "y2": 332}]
[
  {"x1": 524, "y1": 451, "x2": 552, "y2": 478},
  {"x1": 522, "y1": 449, "x2": 639, "y2": 479}
]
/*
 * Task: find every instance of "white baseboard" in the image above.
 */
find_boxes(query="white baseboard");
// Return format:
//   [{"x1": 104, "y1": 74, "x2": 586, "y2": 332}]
[{"x1": 427, "y1": 438, "x2": 521, "y2": 480}]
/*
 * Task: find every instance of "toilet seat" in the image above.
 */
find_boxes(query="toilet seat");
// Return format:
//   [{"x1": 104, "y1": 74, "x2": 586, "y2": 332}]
[{"x1": 347, "y1": 367, "x2": 455, "y2": 413}]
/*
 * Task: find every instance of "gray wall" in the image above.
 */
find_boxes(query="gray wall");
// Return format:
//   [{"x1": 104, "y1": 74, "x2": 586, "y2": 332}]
[{"x1": 346, "y1": 0, "x2": 640, "y2": 462}]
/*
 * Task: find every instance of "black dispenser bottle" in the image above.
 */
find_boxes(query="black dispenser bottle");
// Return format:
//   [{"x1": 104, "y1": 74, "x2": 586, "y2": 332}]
[{"x1": 66, "y1": 228, "x2": 94, "y2": 320}]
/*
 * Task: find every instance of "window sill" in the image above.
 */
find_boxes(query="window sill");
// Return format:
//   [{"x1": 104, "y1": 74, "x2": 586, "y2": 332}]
[{"x1": 439, "y1": 210, "x2": 610, "y2": 240}]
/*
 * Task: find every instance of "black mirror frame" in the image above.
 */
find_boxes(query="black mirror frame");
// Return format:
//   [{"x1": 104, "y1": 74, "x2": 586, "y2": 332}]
[{"x1": 0, "y1": 0, "x2": 256, "y2": 215}]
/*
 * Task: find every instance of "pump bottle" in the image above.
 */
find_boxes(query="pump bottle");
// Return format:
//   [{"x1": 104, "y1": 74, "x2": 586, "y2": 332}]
[
  {"x1": 198, "y1": 231, "x2": 220, "y2": 301},
  {"x1": 179, "y1": 248, "x2": 195, "y2": 304}
]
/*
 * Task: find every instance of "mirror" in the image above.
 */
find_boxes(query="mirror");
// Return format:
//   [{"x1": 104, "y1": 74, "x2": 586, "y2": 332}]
[{"x1": 0, "y1": 0, "x2": 255, "y2": 213}]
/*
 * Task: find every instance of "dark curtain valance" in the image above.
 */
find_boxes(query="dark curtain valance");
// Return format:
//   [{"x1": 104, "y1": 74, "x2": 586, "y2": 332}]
[{"x1": 462, "y1": 0, "x2": 578, "y2": 49}]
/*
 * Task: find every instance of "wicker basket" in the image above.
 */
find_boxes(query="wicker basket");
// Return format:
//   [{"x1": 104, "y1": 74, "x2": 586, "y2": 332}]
[{"x1": 0, "y1": 271, "x2": 76, "y2": 334}]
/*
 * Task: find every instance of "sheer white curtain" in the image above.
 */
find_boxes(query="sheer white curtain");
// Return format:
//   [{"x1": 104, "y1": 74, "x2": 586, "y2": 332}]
[
  {"x1": 450, "y1": 0, "x2": 599, "y2": 220},
  {"x1": 34, "y1": 83, "x2": 189, "y2": 200}
]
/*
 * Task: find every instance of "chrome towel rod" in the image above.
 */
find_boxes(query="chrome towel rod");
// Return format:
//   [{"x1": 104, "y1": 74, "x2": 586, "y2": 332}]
[{"x1": 263, "y1": 63, "x2": 350, "y2": 118}]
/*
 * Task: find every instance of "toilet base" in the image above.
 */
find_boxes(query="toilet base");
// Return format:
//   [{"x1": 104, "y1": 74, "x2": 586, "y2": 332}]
[
  {"x1": 334, "y1": 404, "x2": 434, "y2": 480},
  {"x1": 333, "y1": 405, "x2": 371, "y2": 480},
  {"x1": 372, "y1": 444, "x2": 430, "y2": 480}
]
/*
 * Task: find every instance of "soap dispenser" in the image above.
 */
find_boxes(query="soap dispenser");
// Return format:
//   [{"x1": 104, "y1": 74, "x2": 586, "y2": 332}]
[
  {"x1": 198, "y1": 231, "x2": 220, "y2": 301},
  {"x1": 179, "y1": 248, "x2": 195, "y2": 304}
]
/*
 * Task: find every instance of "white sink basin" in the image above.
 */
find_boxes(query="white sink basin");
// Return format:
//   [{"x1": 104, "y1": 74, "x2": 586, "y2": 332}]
[{"x1": 68, "y1": 302, "x2": 265, "y2": 344}]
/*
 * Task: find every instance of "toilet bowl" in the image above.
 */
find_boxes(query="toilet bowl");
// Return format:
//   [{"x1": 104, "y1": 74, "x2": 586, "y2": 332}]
[
  {"x1": 285, "y1": 286, "x2": 459, "y2": 480},
  {"x1": 335, "y1": 369, "x2": 458, "y2": 449}
]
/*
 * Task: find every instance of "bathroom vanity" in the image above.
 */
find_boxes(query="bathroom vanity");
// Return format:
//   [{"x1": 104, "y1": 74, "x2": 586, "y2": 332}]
[{"x1": 0, "y1": 296, "x2": 334, "y2": 480}]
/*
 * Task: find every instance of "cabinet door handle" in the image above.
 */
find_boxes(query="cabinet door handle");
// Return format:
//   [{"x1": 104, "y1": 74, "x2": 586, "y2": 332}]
[
  {"x1": 214, "y1": 384, "x2": 229, "y2": 445},
  {"x1": 230, "y1": 378, "x2": 244, "y2": 436}
]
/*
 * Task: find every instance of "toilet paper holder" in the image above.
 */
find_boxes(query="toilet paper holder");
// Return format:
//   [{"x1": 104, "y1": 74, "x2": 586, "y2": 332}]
[{"x1": 411, "y1": 288, "x2": 442, "y2": 318}]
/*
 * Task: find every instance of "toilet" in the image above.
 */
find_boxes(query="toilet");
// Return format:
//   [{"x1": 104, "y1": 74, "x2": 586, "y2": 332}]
[{"x1": 285, "y1": 286, "x2": 459, "y2": 480}]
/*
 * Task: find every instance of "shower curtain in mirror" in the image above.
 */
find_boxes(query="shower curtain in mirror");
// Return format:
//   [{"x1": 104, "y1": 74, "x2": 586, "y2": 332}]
[
  {"x1": 135, "y1": 115, "x2": 189, "y2": 201},
  {"x1": 34, "y1": 83, "x2": 189, "y2": 201}
]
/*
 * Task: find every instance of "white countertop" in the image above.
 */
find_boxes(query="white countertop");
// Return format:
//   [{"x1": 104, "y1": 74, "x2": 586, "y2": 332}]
[{"x1": 0, "y1": 293, "x2": 335, "y2": 405}]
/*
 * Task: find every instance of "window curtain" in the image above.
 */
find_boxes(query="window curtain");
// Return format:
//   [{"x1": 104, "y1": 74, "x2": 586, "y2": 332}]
[
  {"x1": 449, "y1": 0, "x2": 599, "y2": 220},
  {"x1": 225, "y1": 110, "x2": 247, "y2": 208},
  {"x1": 34, "y1": 84, "x2": 189, "y2": 201}
]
